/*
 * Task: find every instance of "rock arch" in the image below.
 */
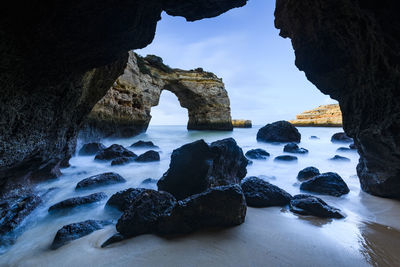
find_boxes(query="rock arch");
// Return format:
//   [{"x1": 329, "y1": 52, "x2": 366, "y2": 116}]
[{"x1": 82, "y1": 52, "x2": 232, "y2": 139}]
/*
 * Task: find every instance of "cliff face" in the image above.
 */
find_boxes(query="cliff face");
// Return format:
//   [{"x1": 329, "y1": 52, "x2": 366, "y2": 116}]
[
  {"x1": 289, "y1": 104, "x2": 342, "y2": 127},
  {"x1": 81, "y1": 52, "x2": 232, "y2": 139},
  {"x1": 275, "y1": 0, "x2": 400, "y2": 197}
]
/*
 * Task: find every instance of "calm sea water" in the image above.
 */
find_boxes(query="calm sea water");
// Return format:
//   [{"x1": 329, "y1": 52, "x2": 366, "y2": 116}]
[{"x1": 1, "y1": 126, "x2": 399, "y2": 265}]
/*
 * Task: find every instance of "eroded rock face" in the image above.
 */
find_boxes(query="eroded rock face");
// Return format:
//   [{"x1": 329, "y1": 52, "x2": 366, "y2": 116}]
[
  {"x1": 289, "y1": 104, "x2": 342, "y2": 127},
  {"x1": 275, "y1": 0, "x2": 400, "y2": 198},
  {"x1": 82, "y1": 52, "x2": 233, "y2": 139}
]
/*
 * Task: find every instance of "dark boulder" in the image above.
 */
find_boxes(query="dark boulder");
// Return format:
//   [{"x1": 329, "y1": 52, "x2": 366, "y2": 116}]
[
  {"x1": 51, "y1": 220, "x2": 112, "y2": 249},
  {"x1": 116, "y1": 190, "x2": 177, "y2": 237},
  {"x1": 78, "y1": 143, "x2": 106, "y2": 156},
  {"x1": 330, "y1": 155, "x2": 351, "y2": 162},
  {"x1": 257, "y1": 121, "x2": 301, "y2": 143},
  {"x1": 331, "y1": 132, "x2": 353, "y2": 143},
  {"x1": 141, "y1": 178, "x2": 158, "y2": 184},
  {"x1": 349, "y1": 143, "x2": 356, "y2": 150},
  {"x1": 283, "y1": 143, "x2": 308, "y2": 154},
  {"x1": 48, "y1": 192, "x2": 107, "y2": 212},
  {"x1": 75, "y1": 172, "x2": 126, "y2": 190},
  {"x1": 300, "y1": 172, "x2": 350, "y2": 197},
  {"x1": 245, "y1": 149, "x2": 270, "y2": 160},
  {"x1": 130, "y1": 141, "x2": 159, "y2": 149},
  {"x1": 140, "y1": 178, "x2": 158, "y2": 189},
  {"x1": 297, "y1": 167, "x2": 320, "y2": 181},
  {"x1": 95, "y1": 144, "x2": 136, "y2": 161},
  {"x1": 310, "y1": 136, "x2": 319, "y2": 140},
  {"x1": 336, "y1": 147, "x2": 351, "y2": 152},
  {"x1": 111, "y1": 157, "x2": 135, "y2": 166},
  {"x1": 240, "y1": 177, "x2": 292, "y2": 207},
  {"x1": 106, "y1": 188, "x2": 146, "y2": 212},
  {"x1": 289, "y1": 194, "x2": 345, "y2": 219},
  {"x1": 157, "y1": 138, "x2": 248, "y2": 200},
  {"x1": 135, "y1": 150, "x2": 160, "y2": 162},
  {"x1": 274, "y1": 155, "x2": 298, "y2": 162},
  {"x1": 157, "y1": 184, "x2": 247, "y2": 235}
]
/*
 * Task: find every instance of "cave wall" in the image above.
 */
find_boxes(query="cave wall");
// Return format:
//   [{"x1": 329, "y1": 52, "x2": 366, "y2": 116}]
[{"x1": 275, "y1": 0, "x2": 400, "y2": 198}]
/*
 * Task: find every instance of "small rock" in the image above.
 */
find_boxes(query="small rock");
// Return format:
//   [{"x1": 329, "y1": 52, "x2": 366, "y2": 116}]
[
  {"x1": 241, "y1": 177, "x2": 292, "y2": 207},
  {"x1": 101, "y1": 233, "x2": 126, "y2": 248},
  {"x1": 75, "y1": 172, "x2": 126, "y2": 190},
  {"x1": 111, "y1": 157, "x2": 135, "y2": 166},
  {"x1": 135, "y1": 150, "x2": 160, "y2": 162},
  {"x1": 78, "y1": 143, "x2": 106, "y2": 156},
  {"x1": 349, "y1": 143, "x2": 356, "y2": 150},
  {"x1": 106, "y1": 188, "x2": 146, "y2": 212},
  {"x1": 310, "y1": 136, "x2": 319, "y2": 139},
  {"x1": 130, "y1": 141, "x2": 159, "y2": 149},
  {"x1": 245, "y1": 149, "x2": 270, "y2": 160},
  {"x1": 95, "y1": 144, "x2": 136, "y2": 161},
  {"x1": 331, "y1": 132, "x2": 353, "y2": 143},
  {"x1": 297, "y1": 167, "x2": 320, "y2": 181},
  {"x1": 283, "y1": 143, "x2": 308, "y2": 154},
  {"x1": 48, "y1": 192, "x2": 107, "y2": 212},
  {"x1": 257, "y1": 121, "x2": 301, "y2": 143},
  {"x1": 51, "y1": 220, "x2": 112, "y2": 249},
  {"x1": 336, "y1": 147, "x2": 352, "y2": 152},
  {"x1": 289, "y1": 194, "x2": 345, "y2": 218},
  {"x1": 141, "y1": 178, "x2": 158, "y2": 184},
  {"x1": 330, "y1": 155, "x2": 351, "y2": 162},
  {"x1": 274, "y1": 155, "x2": 298, "y2": 162},
  {"x1": 300, "y1": 172, "x2": 350, "y2": 197}
]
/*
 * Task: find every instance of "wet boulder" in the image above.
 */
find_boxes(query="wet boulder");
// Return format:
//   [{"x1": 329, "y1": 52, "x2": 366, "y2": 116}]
[
  {"x1": 106, "y1": 188, "x2": 146, "y2": 212},
  {"x1": 330, "y1": 155, "x2": 351, "y2": 162},
  {"x1": 48, "y1": 192, "x2": 107, "y2": 212},
  {"x1": 283, "y1": 143, "x2": 308, "y2": 154},
  {"x1": 240, "y1": 176, "x2": 292, "y2": 207},
  {"x1": 95, "y1": 144, "x2": 136, "y2": 161},
  {"x1": 274, "y1": 155, "x2": 298, "y2": 162},
  {"x1": 289, "y1": 194, "x2": 345, "y2": 219},
  {"x1": 297, "y1": 167, "x2": 320, "y2": 181},
  {"x1": 310, "y1": 136, "x2": 319, "y2": 140},
  {"x1": 130, "y1": 141, "x2": 159, "y2": 149},
  {"x1": 349, "y1": 143, "x2": 356, "y2": 150},
  {"x1": 116, "y1": 190, "x2": 177, "y2": 237},
  {"x1": 135, "y1": 150, "x2": 160, "y2": 162},
  {"x1": 111, "y1": 157, "x2": 135, "y2": 166},
  {"x1": 140, "y1": 178, "x2": 158, "y2": 189},
  {"x1": 331, "y1": 132, "x2": 353, "y2": 143},
  {"x1": 51, "y1": 220, "x2": 112, "y2": 249},
  {"x1": 245, "y1": 149, "x2": 270, "y2": 160},
  {"x1": 75, "y1": 172, "x2": 126, "y2": 190},
  {"x1": 300, "y1": 172, "x2": 350, "y2": 197},
  {"x1": 157, "y1": 138, "x2": 248, "y2": 200},
  {"x1": 336, "y1": 147, "x2": 352, "y2": 152},
  {"x1": 78, "y1": 143, "x2": 106, "y2": 156},
  {"x1": 257, "y1": 121, "x2": 301, "y2": 143}
]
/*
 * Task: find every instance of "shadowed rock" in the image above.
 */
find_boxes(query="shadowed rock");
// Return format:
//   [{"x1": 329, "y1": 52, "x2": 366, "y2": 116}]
[
  {"x1": 290, "y1": 194, "x2": 345, "y2": 219},
  {"x1": 337, "y1": 147, "x2": 352, "y2": 152},
  {"x1": 245, "y1": 149, "x2": 270, "y2": 160},
  {"x1": 51, "y1": 220, "x2": 112, "y2": 249},
  {"x1": 130, "y1": 141, "x2": 159, "y2": 149},
  {"x1": 300, "y1": 172, "x2": 350, "y2": 197},
  {"x1": 135, "y1": 150, "x2": 160, "y2": 162},
  {"x1": 349, "y1": 143, "x2": 356, "y2": 150},
  {"x1": 48, "y1": 192, "x2": 107, "y2": 212},
  {"x1": 78, "y1": 143, "x2": 106, "y2": 156},
  {"x1": 257, "y1": 121, "x2": 301, "y2": 143},
  {"x1": 106, "y1": 188, "x2": 146, "y2": 212},
  {"x1": 240, "y1": 177, "x2": 292, "y2": 207},
  {"x1": 297, "y1": 167, "x2": 320, "y2": 181},
  {"x1": 310, "y1": 136, "x2": 319, "y2": 140},
  {"x1": 330, "y1": 155, "x2": 351, "y2": 162},
  {"x1": 274, "y1": 155, "x2": 298, "y2": 162},
  {"x1": 331, "y1": 132, "x2": 353, "y2": 143},
  {"x1": 75, "y1": 173, "x2": 126, "y2": 190},
  {"x1": 111, "y1": 157, "x2": 135, "y2": 166},
  {"x1": 283, "y1": 143, "x2": 308, "y2": 154},
  {"x1": 95, "y1": 144, "x2": 136, "y2": 161}
]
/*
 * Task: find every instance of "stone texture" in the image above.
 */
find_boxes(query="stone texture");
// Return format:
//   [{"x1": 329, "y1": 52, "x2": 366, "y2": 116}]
[
  {"x1": 257, "y1": 121, "x2": 301, "y2": 143},
  {"x1": 275, "y1": 0, "x2": 400, "y2": 198},
  {"x1": 135, "y1": 150, "x2": 160, "y2": 162},
  {"x1": 245, "y1": 149, "x2": 270, "y2": 160},
  {"x1": 94, "y1": 144, "x2": 136, "y2": 161},
  {"x1": 48, "y1": 192, "x2": 107, "y2": 212},
  {"x1": 331, "y1": 132, "x2": 353, "y2": 143},
  {"x1": 75, "y1": 172, "x2": 126, "y2": 190},
  {"x1": 82, "y1": 52, "x2": 233, "y2": 139},
  {"x1": 297, "y1": 167, "x2": 320, "y2": 181},
  {"x1": 78, "y1": 143, "x2": 106, "y2": 156},
  {"x1": 300, "y1": 172, "x2": 350, "y2": 197},
  {"x1": 289, "y1": 104, "x2": 342, "y2": 127},
  {"x1": 283, "y1": 143, "x2": 308, "y2": 154},
  {"x1": 130, "y1": 141, "x2": 158, "y2": 149},
  {"x1": 106, "y1": 188, "x2": 147, "y2": 212},
  {"x1": 289, "y1": 194, "x2": 345, "y2": 219}
]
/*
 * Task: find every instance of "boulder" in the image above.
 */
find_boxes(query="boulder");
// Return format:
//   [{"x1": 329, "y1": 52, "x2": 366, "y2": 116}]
[
  {"x1": 78, "y1": 143, "x2": 106, "y2": 156},
  {"x1": 257, "y1": 121, "x2": 301, "y2": 143},
  {"x1": 297, "y1": 167, "x2": 320, "y2": 181},
  {"x1": 331, "y1": 132, "x2": 353, "y2": 143},
  {"x1": 111, "y1": 157, "x2": 135, "y2": 166},
  {"x1": 336, "y1": 147, "x2": 351, "y2": 152},
  {"x1": 240, "y1": 177, "x2": 292, "y2": 207},
  {"x1": 135, "y1": 150, "x2": 160, "y2": 162},
  {"x1": 157, "y1": 138, "x2": 248, "y2": 200},
  {"x1": 289, "y1": 194, "x2": 345, "y2": 219},
  {"x1": 141, "y1": 178, "x2": 158, "y2": 184},
  {"x1": 94, "y1": 144, "x2": 136, "y2": 161},
  {"x1": 75, "y1": 172, "x2": 126, "y2": 190},
  {"x1": 48, "y1": 192, "x2": 107, "y2": 212},
  {"x1": 330, "y1": 155, "x2": 351, "y2": 162},
  {"x1": 245, "y1": 149, "x2": 270, "y2": 160},
  {"x1": 349, "y1": 143, "x2": 356, "y2": 150},
  {"x1": 106, "y1": 188, "x2": 146, "y2": 212},
  {"x1": 140, "y1": 178, "x2": 158, "y2": 189},
  {"x1": 274, "y1": 155, "x2": 298, "y2": 162},
  {"x1": 283, "y1": 143, "x2": 308, "y2": 154},
  {"x1": 300, "y1": 172, "x2": 350, "y2": 197},
  {"x1": 51, "y1": 220, "x2": 112, "y2": 249},
  {"x1": 310, "y1": 136, "x2": 319, "y2": 139},
  {"x1": 130, "y1": 141, "x2": 159, "y2": 149},
  {"x1": 116, "y1": 190, "x2": 177, "y2": 237}
]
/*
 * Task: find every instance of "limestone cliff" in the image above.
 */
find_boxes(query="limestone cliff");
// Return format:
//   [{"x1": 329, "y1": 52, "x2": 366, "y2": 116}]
[
  {"x1": 289, "y1": 104, "x2": 342, "y2": 127},
  {"x1": 82, "y1": 52, "x2": 232, "y2": 139}
]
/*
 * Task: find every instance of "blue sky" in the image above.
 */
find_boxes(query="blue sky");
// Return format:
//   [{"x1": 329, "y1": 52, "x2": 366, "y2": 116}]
[{"x1": 138, "y1": 0, "x2": 336, "y2": 125}]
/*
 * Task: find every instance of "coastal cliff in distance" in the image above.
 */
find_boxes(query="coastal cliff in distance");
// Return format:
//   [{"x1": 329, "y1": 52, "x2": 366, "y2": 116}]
[{"x1": 289, "y1": 104, "x2": 342, "y2": 127}]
